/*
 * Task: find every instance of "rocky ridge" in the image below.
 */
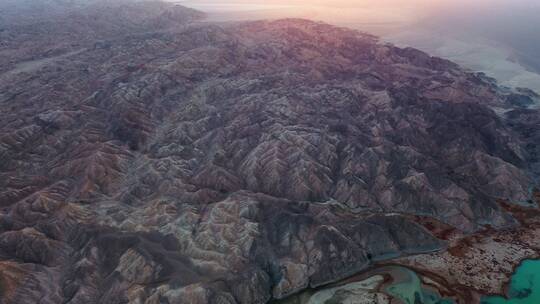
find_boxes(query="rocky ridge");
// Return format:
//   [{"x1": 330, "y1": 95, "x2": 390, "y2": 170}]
[{"x1": 0, "y1": 1, "x2": 539, "y2": 303}]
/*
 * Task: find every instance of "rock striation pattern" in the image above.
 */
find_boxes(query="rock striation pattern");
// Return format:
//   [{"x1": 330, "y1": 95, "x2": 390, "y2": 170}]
[{"x1": 0, "y1": 1, "x2": 538, "y2": 303}]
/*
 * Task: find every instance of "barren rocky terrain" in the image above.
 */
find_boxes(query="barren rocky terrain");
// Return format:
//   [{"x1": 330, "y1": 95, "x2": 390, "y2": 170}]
[{"x1": 0, "y1": 1, "x2": 539, "y2": 303}]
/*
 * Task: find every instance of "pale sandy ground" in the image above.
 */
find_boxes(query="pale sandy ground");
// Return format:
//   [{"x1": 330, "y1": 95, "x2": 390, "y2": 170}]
[
  {"x1": 279, "y1": 224, "x2": 540, "y2": 304},
  {"x1": 0, "y1": 48, "x2": 87, "y2": 81},
  {"x1": 306, "y1": 275, "x2": 390, "y2": 304},
  {"x1": 401, "y1": 230, "x2": 540, "y2": 290}
]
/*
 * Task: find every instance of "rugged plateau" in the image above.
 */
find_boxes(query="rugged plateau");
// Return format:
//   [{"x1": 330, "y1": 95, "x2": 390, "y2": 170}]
[{"x1": 0, "y1": 1, "x2": 539, "y2": 303}]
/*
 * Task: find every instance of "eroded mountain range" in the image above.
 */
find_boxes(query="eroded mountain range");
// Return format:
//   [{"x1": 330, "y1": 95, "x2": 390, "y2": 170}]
[{"x1": 0, "y1": 1, "x2": 539, "y2": 303}]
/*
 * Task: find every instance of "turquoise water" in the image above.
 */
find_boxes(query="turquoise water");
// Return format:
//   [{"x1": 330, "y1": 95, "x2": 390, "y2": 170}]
[
  {"x1": 482, "y1": 260, "x2": 540, "y2": 304},
  {"x1": 385, "y1": 267, "x2": 454, "y2": 304}
]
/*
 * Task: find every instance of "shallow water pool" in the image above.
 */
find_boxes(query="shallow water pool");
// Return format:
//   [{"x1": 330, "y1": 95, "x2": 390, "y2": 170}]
[
  {"x1": 384, "y1": 266, "x2": 454, "y2": 304},
  {"x1": 482, "y1": 260, "x2": 540, "y2": 304}
]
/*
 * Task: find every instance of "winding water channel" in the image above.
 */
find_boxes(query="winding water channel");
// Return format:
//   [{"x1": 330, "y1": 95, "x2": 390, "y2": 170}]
[{"x1": 278, "y1": 260, "x2": 540, "y2": 304}]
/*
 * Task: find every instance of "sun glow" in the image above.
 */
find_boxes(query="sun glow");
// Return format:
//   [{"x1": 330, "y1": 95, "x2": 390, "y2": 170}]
[
  {"x1": 172, "y1": 0, "x2": 540, "y2": 93},
  {"x1": 173, "y1": 0, "x2": 436, "y2": 27}
]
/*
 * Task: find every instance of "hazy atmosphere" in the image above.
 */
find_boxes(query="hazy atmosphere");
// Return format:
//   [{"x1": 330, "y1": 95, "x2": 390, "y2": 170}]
[{"x1": 173, "y1": 0, "x2": 540, "y2": 93}]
